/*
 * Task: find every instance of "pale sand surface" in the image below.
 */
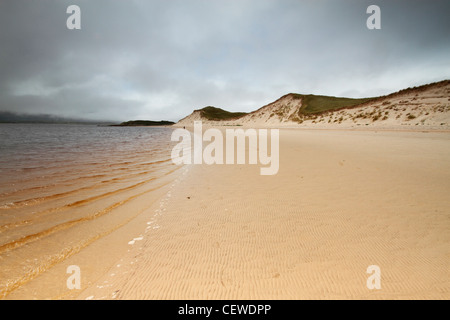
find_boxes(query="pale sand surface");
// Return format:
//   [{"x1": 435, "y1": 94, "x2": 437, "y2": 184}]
[{"x1": 72, "y1": 129, "x2": 450, "y2": 300}]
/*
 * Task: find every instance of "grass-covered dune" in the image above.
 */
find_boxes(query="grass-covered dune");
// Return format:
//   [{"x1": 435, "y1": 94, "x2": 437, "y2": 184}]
[
  {"x1": 197, "y1": 106, "x2": 247, "y2": 121},
  {"x1": 291, "y1": 94, "x2": 374, "y2": 115}
]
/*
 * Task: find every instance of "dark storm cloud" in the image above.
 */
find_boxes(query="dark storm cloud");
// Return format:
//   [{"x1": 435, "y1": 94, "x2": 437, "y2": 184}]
[{"x1": 0, "y1": 0, "x2": 449, "y2": 122}]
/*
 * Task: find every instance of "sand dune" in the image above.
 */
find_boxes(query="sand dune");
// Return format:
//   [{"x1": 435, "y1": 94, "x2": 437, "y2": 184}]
[
  {"x1": 175, "y1": 80, "x2": 450, "y2": 129},
  {"x1": 76, "y1": 129, "x2": 450, "y2": 300}
]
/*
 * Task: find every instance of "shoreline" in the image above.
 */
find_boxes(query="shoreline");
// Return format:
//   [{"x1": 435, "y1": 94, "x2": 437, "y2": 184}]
[
  {"x1": 2, "y1": 166, "x2": 185, "y2": 300},
  {"x1": 0, "y1": 126, "x2": 181, "y2": 300},
  {"x1": 72, "y1": 128, "x2": 449, "y2": 300},
  {"x1": 2, "y1": 128, "x2": 448, "y2": 299}
]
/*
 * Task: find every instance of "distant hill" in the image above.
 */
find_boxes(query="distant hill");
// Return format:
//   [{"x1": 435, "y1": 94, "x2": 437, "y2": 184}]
[
  {"x1": 176, "y1": 106, "x2": 247, "y2": 124},
  {"x1": 198, "y1": 106, "x2": 247, "y2": 121},
  {"x1": 175, "y1": 80, "x2": 450, "y2": 129},
  {"x1": 112, "y1": 120, "x2": 175, "y2": 127},
  {"x1": 0, "y1": 112, "x2": 106, "y2": 124}
]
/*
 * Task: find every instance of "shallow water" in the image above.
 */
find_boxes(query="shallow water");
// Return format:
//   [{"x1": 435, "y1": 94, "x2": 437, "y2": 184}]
[{"x1": 0, "y1": 123, "x2": 178, "y2": 298}]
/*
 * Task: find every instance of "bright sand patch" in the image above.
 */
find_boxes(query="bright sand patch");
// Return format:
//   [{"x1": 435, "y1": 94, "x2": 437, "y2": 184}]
[{"x1": 72, "y1": 129, "x2": 450, "y2": 300}]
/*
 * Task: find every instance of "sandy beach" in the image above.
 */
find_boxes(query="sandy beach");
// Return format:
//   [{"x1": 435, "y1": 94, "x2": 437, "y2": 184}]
[
  {"x1": 43, "y1": 128, "x2": 448, "y2": 300},
  {"x1": 3, "y1": 127, "x2": 449, "y2": 300},
  {"x1": 2, "y1": 0, "x2": 450, "y2": 303}
]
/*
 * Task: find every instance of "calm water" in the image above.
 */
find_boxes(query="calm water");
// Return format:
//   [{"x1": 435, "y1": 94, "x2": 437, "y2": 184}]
[
  {"x1": 0, "y1": 123, "x2": 179, "y2": 298},
  {"x1": 0, "y1": 124, "x2": 174, "y2": 194}
]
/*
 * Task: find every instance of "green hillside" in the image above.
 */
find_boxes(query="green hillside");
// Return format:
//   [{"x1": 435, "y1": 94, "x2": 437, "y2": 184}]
[
  {"x1": 199, "y1": 106, "x2": 247, "y2": 120},
  {"x1": 289, "y1": 94, "x2": 375, "y2": 115}
]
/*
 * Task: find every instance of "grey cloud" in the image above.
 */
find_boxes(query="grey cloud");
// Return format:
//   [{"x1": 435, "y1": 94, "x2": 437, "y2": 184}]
[{"x1": 0, "y1": 0, "x2": 449, "y2": 122}]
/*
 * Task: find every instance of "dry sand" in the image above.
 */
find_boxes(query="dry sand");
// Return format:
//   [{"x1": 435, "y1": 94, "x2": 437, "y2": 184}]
[{"x1": 75, "y1": 128, "x2": 449, "y2": 300}]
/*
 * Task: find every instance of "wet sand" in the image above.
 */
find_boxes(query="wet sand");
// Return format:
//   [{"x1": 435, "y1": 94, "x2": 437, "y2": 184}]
[{"x1": 71, "y1": 129, "x2": 450, "y2": 300}]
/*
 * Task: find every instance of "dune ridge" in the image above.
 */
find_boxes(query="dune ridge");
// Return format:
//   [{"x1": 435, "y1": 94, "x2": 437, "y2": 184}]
[{"x1": 175, "y1": 80, "x2": 450, "y2": 129}]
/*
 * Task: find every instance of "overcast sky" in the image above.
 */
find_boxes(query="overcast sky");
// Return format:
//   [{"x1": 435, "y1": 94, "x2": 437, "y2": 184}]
[{"x1": 0, "y1": 0, "x2": 449, "y2": 122}]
